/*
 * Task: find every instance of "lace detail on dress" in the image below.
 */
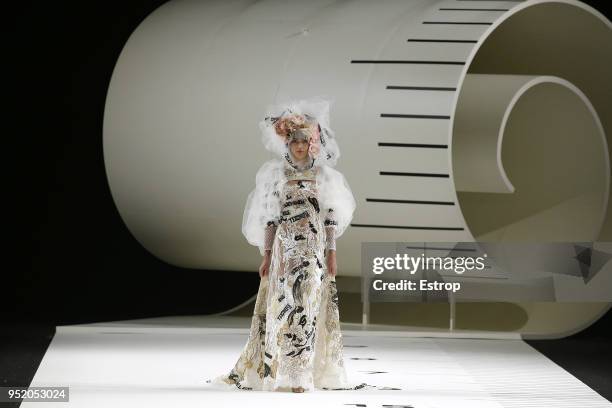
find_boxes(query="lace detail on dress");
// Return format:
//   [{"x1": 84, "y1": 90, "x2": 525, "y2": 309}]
[{"x1": 208, "y1": 179, "x2": 371, "y2": 392}]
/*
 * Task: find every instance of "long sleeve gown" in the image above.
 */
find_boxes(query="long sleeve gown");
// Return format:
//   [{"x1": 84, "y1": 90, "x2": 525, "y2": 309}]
[{"x1": 208, "y1": 164, "x2": 367, "y2": 392}]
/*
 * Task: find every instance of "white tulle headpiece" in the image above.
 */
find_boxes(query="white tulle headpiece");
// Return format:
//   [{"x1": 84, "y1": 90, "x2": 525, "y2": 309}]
[
  {"x1": 259, "y1": 96, "x2": 340, "y2": 169},
  {"x1": 243, "y1": 96, "x2": 355, "y2": 255}
]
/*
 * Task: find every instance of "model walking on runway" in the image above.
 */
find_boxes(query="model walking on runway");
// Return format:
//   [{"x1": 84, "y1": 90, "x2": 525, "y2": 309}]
[{"x1": 208, "y1": 97, "x2": 367, "y2": 392}]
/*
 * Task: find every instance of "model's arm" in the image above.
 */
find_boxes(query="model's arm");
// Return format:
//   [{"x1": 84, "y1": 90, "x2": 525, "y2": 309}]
[
  {"x1": 263, "y1": 220, "x2": 278, "y2": 253},
  {"x1": 324, "y1": 208, "x2": 338, "y2": 276},
  {"x1": 259, "y1": 219, "x2": 278, "y2": 278},
  {"x1": 264, "y1": 182, "x2": 283, "y2": 252},
  {"x1": 324, "y1": 208, "x2": 338, "y2": 251}
]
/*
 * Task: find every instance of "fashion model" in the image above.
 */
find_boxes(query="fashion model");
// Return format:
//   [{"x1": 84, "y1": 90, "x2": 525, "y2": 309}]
[{"x1": 208, "y1": 97, "x2": 368, "y2": 393}]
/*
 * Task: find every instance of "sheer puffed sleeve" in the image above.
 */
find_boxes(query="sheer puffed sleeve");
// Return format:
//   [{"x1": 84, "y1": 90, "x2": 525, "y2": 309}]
[
  {"x1": 242, "y1": 159, "x2": 286, "y2": 256},
  {"x1": 317, "y1": 165, "x2": 356, "y2": 243}
]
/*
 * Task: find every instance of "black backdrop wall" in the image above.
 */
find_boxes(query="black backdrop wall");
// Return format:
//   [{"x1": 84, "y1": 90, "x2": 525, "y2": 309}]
[
  {"x1": 10, "y1": 1, "x2": 262, "y2": 326},
  {"x1": 9, "y1": 1, "x2": 612, "y2": 334}
]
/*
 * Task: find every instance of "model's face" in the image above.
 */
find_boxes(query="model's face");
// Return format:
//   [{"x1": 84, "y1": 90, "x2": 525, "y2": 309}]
[{"x1": 289, "y1": 138, "x2": 309, "y2": 161}]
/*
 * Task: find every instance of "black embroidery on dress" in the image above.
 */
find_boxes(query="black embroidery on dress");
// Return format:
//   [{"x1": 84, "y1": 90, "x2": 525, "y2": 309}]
[
  {"x1": 257, "y1": 315, "x2": 266, "y2": 336},
  {"x1": 225, "y1": 372, "x2": 254, "y2": 390},
  {"x1": 297, "y1": 180, "x2": 305, "y2": 189},
  {"x1": 288, "y1": 346, "x2": 308, "y2": 357},
  {"x1": 262, "y1": 363, "x2": 272, "y2": 378},
  {"x1": 294, "y1": 234, "x2": 306, "y2": 241},
  {"x1": 307, "y1": 197, "x2": 320, "y2": 213},
  {"x1": 277, "y1": 304, "x2": 292, "y2": 320},
  {"x1": 286, "y1": 326, "x2": 315, "y2": 358},
  {"x1": 292, "y1": 273, "x2": 304, "y2": 301},
  {"x1": 283, "y1": 199, "x2": 305, "y2": 208},
  {"x1": 282, "y1": 210, "x2": 290, "y2": 216},
  {"x1": 290, "y1": 260, "x2": 309, "y2": 275},
  {"x1": 278, "y1": 294, "x2": 285, "y2": 302},
  {"x1": 266, "y1": 220, "x2": 276, "y2": 227},
  {"x1": 324, "y1": 219, "x2": 338, "y2": 226},
  {"x1": 296, "y1": 327, "x2": 315, "y2": 348},
  {"x1": 315, "y1": 256, "x2": 323, "y2": 269},
  {"x1": 289, "y1": 210, "x2": 309, "y2": 223},
  {"x1": 287, "y1": 305, "x2": 304, "y2": 326},
  {"x1": 308, "y1": 221, "x2": 317, "y2": 234}
]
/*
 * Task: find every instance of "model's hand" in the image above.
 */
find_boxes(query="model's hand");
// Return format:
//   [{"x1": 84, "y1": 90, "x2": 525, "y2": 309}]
[
  {"x1": 259, "y1": 251, "x2": 271, "y2": 278},
  {"x1": 326, "y1": 249, "x2": 337, "y2": 276}
]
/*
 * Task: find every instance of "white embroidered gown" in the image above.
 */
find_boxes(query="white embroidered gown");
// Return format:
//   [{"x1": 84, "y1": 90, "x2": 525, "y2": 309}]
[{"x1": 208, "y1": 165, "x2": 365, "y2": 392}]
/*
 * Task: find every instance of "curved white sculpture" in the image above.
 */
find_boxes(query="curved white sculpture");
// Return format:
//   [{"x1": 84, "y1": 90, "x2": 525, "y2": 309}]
[{"x1": 103, "y1": 0, "x2": 612, "y2": 337}]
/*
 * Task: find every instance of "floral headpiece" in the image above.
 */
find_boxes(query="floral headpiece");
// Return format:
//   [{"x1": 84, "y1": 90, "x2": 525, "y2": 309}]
[
  {"x1": 270, "y1": 112, "x2": 321, "y2": 159},
  {"x1": 258, "y1": 97, "x2": 340, "y2": 168}
]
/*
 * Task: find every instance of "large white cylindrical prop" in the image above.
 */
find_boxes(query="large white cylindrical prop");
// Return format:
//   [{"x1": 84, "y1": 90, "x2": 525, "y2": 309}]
[{"x1": 103, "y1": 0, "x2": 612, "y2": 336}]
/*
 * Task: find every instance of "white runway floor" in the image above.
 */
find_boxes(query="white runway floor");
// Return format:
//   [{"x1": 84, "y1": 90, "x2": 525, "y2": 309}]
[{"x1": 23, "y1": 316, "x2": 611, "y2": 408}]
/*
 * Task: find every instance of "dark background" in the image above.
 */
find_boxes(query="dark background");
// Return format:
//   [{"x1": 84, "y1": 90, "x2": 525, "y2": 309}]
[{"x1": 4, "y1": 0, "x2": 612, "y2": 401}]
